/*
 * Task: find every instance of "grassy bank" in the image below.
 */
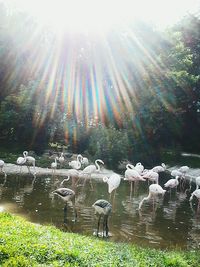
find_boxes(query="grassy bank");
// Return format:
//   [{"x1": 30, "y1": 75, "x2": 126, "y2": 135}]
[{"x1": 0, "y1": 213, "x2": 199, "y2": 266}]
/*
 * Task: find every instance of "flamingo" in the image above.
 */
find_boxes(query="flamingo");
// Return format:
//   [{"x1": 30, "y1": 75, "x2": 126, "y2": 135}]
[
  {"x1": 142, "y1": 170, "x2": 159, "y2": 184},
  {"x1": 178, "y1": 165, "x2": 189, "y2": 175},
  {"x1": 171, "y1": 169, "x2": 184, "y2": 190},
  {"x1": 23, "y1": 151, "x2": 36, "y2": 176},
  {"x1": 124, "y1": 164, "x2": 146, "y2": 198},
  {"x1": 58, "y1": 152, "x2": 65, "y2": 167},
  {"x1": 189, "y1": 189, "x2": 200, "y2": 211},
  {"x1": 138, "y1": 184, "x2": 166, "y2": 210},
  {"x1": 51, "y1": 157, "x2": 59, "y2": 176},
  {"x1": 103, "y1": 174, "x2": 121, "y2": 200},
  {"x1": 52, "y1": 187, "x2": 77, "y2": 223},
  {"x1": 151, "y1": 163, "x2": 166, "y2": 173},
  {"x1": 69, "y1": 154, "x2": 82, "y2": 170},
  {"x1": 164, "y1": 176, "x2": 179, "y2": 197},
  {"x1": 134, "y1": 162, "x2": 144, "y2": 175},
  {"x1": 92, "y1": 199, "x2": 112, "y2": 237},
  {"x1": 0, "y1": 160, "x2": 7, "y2": 178},
  {"x1": 79, "y1": 159, "x2": 104, "y2": 189},
  {"x1": 16, "y1": 155, "x2": 27, "y2": 173}
]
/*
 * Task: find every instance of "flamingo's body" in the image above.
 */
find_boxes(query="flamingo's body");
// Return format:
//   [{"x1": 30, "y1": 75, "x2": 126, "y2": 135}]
[
  {"x1": 92, "y1": 199, "x2": 112, "y2": 237},
  {"x1": 152, "y1": 163, "x2": 166, "y2": 173},
  {"x1": 17, "y1": 151, "x2": 36, "y2": 175},
  {"x1": 178, "y1": 166, "x2": 189, "y2": 175},
  {"x1": 69, "y1": 154, "x2": 82, "y2": 170},
  {"x1": 138, "y1": 184, "x2": 166, "y2": 210},
  {"x1": 80, "y1": 159, "x2": 104, "y2": 189},
  {"x1": 124, "y1": 164, "x2": 145, "y2": 199},
  {"x1": 103, "y1": 174, "x2": 121, "y2": 195},
  {"x1": 142, "y1": 170, "x2": 159, "y2": 184},
  {"x1": 58, "y1": 152, "x2": 65, "y2": 166},
  {"x1": 81, "y1": 159, "x2": 104, "y2": 175},
  {"x1": 171, "y1": 170, "x2": 183, "y2": 178},
  {"x1": 164, "y1": 176, "x2": 179, "y2": 189},
  {"x1": 51, "y1": 157, "x2": 58, "y2": 176},
  {"x1": 124, "y1": 164, "x2": 146, "y2": 182},
  {"x1": 134, "y1": 162, "x2": 144, "y2": 175}
]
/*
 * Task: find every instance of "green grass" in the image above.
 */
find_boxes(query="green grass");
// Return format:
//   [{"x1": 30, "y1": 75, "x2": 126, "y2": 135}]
[{"x1": 0, "y1": 213, "x2": 199, "y2": 267}]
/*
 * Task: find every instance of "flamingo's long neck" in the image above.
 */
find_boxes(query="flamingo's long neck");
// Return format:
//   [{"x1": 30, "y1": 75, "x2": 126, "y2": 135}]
[
  {"x1": 95, "y1": 160, "x2": 101, "y2": 172},
  {"x1": 23, "y1": 151, "x2": 28, "y2": 158}
]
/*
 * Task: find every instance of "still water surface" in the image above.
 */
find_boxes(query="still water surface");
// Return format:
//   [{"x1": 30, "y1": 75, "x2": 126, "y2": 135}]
[{"x1": 0, "y1": 171, "x2": 200, "y2": 249}]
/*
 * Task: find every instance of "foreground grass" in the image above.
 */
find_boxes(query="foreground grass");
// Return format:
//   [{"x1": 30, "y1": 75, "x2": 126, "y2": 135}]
[{"x1": 0, "y1": 213, "x2": 199, "y2": 267}]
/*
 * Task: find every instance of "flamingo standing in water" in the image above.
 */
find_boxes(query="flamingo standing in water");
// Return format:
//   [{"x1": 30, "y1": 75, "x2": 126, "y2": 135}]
[
  {"x1": 52, "y1": 187, "x2": 77, "y2": 223},
  {"x1": 58, "y1": 152, "x2": 65, "y2": 168},
  {"x1": 103, "y1": 173, "x2": 121, "y2": 200},
  {"x1": 92, "y1": 199, "x2": 112, "y2": 237},
  {"x1": 124, "y1": 164, "x2": 146, "y2": 199},
  {"x1": 138, "y1": 184, "x2": 166, "y2": 210},
  {"x1": 142, "y1": 170, "x2": 159, "y2": 184},
  {"x1": 0, "y1": 160, "x2": 7, "y2": 178},
  {"x1": 51, "y1": 157, "x2": 59, "y2": 176},
  {"x1": 79, "y1": 159, "x2": 104, "y2": 189},
  {"x1": 190, "y1": 189, "x2": 200, "y2": 212},
  {"x1": 23, "y1": 151, "x2": 36, "y2": 176}
]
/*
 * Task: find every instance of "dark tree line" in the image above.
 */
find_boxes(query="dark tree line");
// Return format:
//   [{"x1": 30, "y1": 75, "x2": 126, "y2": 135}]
[{"x1": 0, "y1": 3, "x2": 200, "y2": 167}]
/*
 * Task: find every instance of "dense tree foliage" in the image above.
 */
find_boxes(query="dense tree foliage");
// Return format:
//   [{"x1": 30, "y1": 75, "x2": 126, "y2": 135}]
[{"x1": 0, "y1": 3, "x2": 199, "y2": 166}]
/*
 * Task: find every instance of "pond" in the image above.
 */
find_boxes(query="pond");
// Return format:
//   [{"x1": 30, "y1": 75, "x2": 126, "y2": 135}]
[{"x1": 0, "y1": 170, "x2": 200, "y2": 249}]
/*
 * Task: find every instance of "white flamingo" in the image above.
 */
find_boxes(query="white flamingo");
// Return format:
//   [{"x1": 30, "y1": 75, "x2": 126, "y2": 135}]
[
  {"x1": 164, "y1": 176, "x2": 179, "y2": 196},
  {"x1": 16, "y1": 155, "x2": 27, "y2": 173},
  {"x1": 58, "y1": 152, "x2": 65, "y2": 167},
  {"x1": 124, "y1": 164, "x2": 146, "y2": 199},
  {"x1": 171, "y1": 169, "x2": 184, "y2": 190},
  {"x1": 151, "y1": 163, "x2": 166, "y2": 173},
  {"x1": 134, "y1": 162, "x2": 144, "y2": 175},
  {"x1": 51, "y1": 157, "x2": 59, "y2": 176},
  {"x1": 0, "y1": 160, "x2": 7, "y2": 178},
  {"x1": 92, "y1": 199, "x2": 112, "y2": 237},
  {"x1": 142, "y1": 170, "x2": 159, "y2": 184},
  {"x1": 69, "y1": 154, "x2": 82, "y2": 170},
  {"x1": 23, "y1": 151, "x2": 36, "y2": 176},
  {"x1": 178, "y1": 165, "x2": 189, "y2": 175},
  {"x1": 190, "y1": 189, "x2": 200, "y2": 211},
  {"x1": 79, "y1": 159, "x2": 104, "y2": 189},
  {"x1": 103, "y1": 173, "x2": 121, "y2": 200},
  {"x1": 138, "y1": 184, "x2": 166, "y2": 210}
]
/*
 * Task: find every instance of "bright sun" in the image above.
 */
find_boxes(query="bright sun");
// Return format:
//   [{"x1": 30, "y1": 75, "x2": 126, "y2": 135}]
[{"x1": 6, "y1": 0, "x2": 200, "y2": 33}]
